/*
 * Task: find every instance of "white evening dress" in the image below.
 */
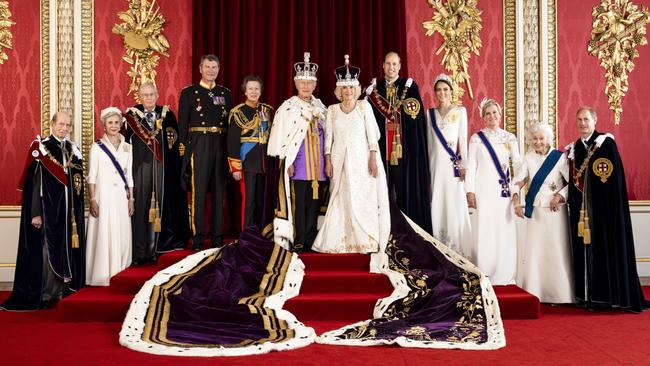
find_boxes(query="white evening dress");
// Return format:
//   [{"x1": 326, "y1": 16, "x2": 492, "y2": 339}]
[
  {"x1": 425, "y1": 106, "x2": 472, "y2": 256},
  {"x1": 514, "y1": 149, "x2": 575, "y2": 303},
  {"x1": 313, "y1": 100, "x2": 390, "y2": 254},
  {"x1": 86, "y1": 134, "x2": 134, "y2": 286},
  {"x1": 465, "y1": 128, "x2": 521, "y2": 285}
]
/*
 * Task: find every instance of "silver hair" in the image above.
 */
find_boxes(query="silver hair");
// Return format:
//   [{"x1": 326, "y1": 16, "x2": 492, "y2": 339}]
[
  {"x1": 334, "y1": 85, "x2": 362, "y2": 101},
  {"x1": 100, "y1": 107, "x2": 123, "y2": 127},
  {"x1": 576, "y1": 106, "x2": 597, "y2": 120},
  {"x1": 139, "y1": 81, "x2": 158, "y2": 94},
  {"x1": 526, "y1": 123, "x2": 555, "y2": 147}
]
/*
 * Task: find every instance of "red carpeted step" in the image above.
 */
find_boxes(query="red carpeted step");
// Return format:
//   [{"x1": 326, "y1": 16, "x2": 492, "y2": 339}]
[
  {"x1": 110, "y1": 265, "x2": 159, "y2": 294},
  {"x1": 58, "y1": 287, "x2": 132, "y2": 322},
  {"x1": 299, "y1": 252, "x2": 370, "y2": 272},
  {"x1": 285, "y1": 293, "x2": 382, "y2": 321},
  {"x1": 300, "y1": 271, "x2": 392, "y2": 294},
  {"x1": 157, "y1": 250, "x2": 195, "y2": 268},
  {"x1": 493, "y1": 285, "x2": 540, "y2": 319}
]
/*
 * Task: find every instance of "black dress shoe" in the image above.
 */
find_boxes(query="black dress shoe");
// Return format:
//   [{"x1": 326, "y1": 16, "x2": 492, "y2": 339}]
[{"x1": 131, "y1": 259, "x2": 144, "y2": 266}]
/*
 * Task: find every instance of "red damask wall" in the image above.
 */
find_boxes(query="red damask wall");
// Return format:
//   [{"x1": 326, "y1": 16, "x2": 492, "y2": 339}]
[
  {"x1": 94, "y1": 0, "x2": 193, "y2": 137},
  {"x1": 0, "y1": 0, "x2": 41, "y2": 205},
  {"x1": 558, "y1": 0, "x2": 650, "y2": 200},
  {"x1": 404, "y1": 0, "x2": 504, "y2": 135}
]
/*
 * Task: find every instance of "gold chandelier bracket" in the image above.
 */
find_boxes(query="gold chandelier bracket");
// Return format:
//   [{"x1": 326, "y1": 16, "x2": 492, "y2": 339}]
[
  {"x1": 112, "y1": 0, "x2": 170, "y2": 102},
  {"x1": 588, "y1": 0, "x2": 649, "y2": 125},
  {"x1": 0, "y1": 1, "x2": 16, "y2": 65},
  {"x1": 422, "y1": 0, "x2": 483, "y2": 102}
]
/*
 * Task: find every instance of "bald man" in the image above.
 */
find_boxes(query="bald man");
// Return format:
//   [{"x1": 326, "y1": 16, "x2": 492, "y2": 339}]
[{"x1": 2, "y1": 112, "x2": 86, "y2": 310}]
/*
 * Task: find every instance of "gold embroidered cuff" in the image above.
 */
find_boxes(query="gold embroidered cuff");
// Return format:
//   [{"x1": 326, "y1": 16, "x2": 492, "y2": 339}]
[{"x1": 228, "y1": 157, "x2": 242, "y2": 173}]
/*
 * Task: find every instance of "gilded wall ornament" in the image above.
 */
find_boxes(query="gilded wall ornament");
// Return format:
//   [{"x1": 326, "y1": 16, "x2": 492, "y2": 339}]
[
  {"x1": 0, "y1": 1, "x2": 16, "y2": 64},
  {"x1": 422, "y1": 0, "x2": 483, "y2": 102},
  {"x1": 588, "y1": 0, "x2": 649, "y2": 124},
  {"x1": 112, "y1": 0, "x2": 169, "y2": 101}
]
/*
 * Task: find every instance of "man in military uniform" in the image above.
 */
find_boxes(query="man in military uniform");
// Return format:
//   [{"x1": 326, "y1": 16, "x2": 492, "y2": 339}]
[
  {"x1": 1, "y1": 112, "x2": 85, "y2": 310},
  {"x1": 567, "y1": 106, "x2": 647, "y2": 312},
  {"x1": 178, "y1": 54, "x2": 233, "y2": 250},
  {"x1": 268, "y1": 52, "x2": 327, "y2": 252},
  {"x1": 365, "y1": 52, "x2": 432, "y2": 234},
  {"x1": 227, "y1": 75, "x2": 273, "y2": 230},
  {"x1": 124, "y1": 82, "x2": 189, "y2": 264}
]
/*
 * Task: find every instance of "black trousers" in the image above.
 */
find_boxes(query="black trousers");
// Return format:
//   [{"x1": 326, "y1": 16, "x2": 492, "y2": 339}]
[
  {"x1": 131, "y1": 158, "x2": 163, "y2": 260},
  {"x1": 387, "y1": 164, "x2": 403, "y2": 207},
  {"x1": 243, "y1": 171, "x2": 265, "y2": 229},
  {"x1": 291, "y1": 180, "x2": 325, "y2": 252},
  {"x1": 189, "y1": 133, "x2": 227, "y2": 245}
]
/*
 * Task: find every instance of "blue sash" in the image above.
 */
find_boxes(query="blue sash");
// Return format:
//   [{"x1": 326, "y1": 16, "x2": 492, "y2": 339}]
[
  {"x1": 428, "y1": 108, "x2": 461, "y2": 177},
  {"x1": 96, "y1": 140, "x2": 128, "y2": 192},
  {"x1": 477, "y1": 131, "x2": 511, "y2": 197},
  {"x1": 524, "y1": 149, "x2": 562, "y2": 218},
  {"x1": 240, "y1": 120, "x2": 268, "y2": 162}
]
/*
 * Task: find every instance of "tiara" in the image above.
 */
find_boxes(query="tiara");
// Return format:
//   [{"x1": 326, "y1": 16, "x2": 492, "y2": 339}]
[{"x1": 433, "y1": 73, "x2": 453, "y2": 89}]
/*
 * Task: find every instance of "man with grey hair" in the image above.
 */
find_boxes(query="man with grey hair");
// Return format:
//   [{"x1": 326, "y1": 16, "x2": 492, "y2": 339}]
[
  {"x1": 566, "y1": 106, "x2": 647, "y2": 312},
  {"x1": 1, "y1": 112, "x2": 86, "y2": 310},
  {"x1": 124, "y1": 82, "x2": 189, "y2": 264}
]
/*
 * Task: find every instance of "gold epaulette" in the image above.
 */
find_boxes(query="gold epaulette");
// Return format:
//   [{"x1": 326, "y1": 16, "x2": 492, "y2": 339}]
[{"x1": 260, "y1": 102, "x2": 274, "y2": 111}]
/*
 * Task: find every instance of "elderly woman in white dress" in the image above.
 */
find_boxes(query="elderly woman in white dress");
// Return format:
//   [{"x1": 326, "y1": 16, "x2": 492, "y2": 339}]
[
  {"x1": 512, "y1": 124, "x2": 574, "y2": 303},
  {"x1": 425, "y1": 74, "x2": 471, "y2": 256},
  {"x1": 465, "y1": 99, "x2": 521, "y2": 285},
  {"x1": 86, "y1": 107, "x2": 135, "y2": 286},
  {"x1": 313, "y1": 55, "x2": 390, "y2": 255}
]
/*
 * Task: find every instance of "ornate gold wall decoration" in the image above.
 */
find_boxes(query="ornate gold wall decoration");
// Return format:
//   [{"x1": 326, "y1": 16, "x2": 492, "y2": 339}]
[
  {"x1": 503, "y1": 0, "x2": 517, "y2": 136},
  {"x1": 40, "y1": 0, "x2": 51, "y2": 137},
  {"x1": 588, "y1": 0, "x2": 649, "y2": 124},
  {"x1": 422, "y1": 0, "x2": 483, "y2": 102},
  {"x1": 0, "y1": 1, "x2": 15, "y2": 64},
  {"x1": 112, "y1": 0, "x2": 170, "y2": 101}
]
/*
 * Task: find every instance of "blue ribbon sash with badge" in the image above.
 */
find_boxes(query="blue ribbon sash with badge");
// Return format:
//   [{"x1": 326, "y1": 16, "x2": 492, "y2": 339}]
[
  {"x1": 477, "y1": 131, "x2": 511, "y2": 197},
  {"x1": 524, "y1": 149, "x2": 562, "y2": 218},
  {"x1": 96, "y1": 140, "x2": 129, "y2": 195},
  {"x1": 240, "y1": 110, "x2": 269, "y2": 162},
  {"x1": 428, "y1": 108, "x2": 461, "y2": 177}
]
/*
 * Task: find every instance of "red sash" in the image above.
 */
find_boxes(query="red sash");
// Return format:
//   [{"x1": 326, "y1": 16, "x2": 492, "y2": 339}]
[
  {"x1": 123, "y1": 112, "x2": 163, "y2": 161},
  {"x1": 17, "y1": 139, "x2": 68, "y2": 189},
  {"x1": 368, "y1": 91, "x2": 400, "y2": 160}
]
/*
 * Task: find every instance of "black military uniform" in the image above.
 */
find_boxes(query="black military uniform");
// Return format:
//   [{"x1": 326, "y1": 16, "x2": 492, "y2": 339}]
[
  {"x1": 227, "y1": 102, "x2": 274, "y2": 229},
  {"x1": 178, "y1": 81, "x2": 232, "y2": 249},
  {"x1": 124, "y1": 104, "x2": 189, "y2": 262}
]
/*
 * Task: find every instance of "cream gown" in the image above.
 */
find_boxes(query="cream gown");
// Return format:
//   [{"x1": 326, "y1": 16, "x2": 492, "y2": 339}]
[
  {"x1": 425, "y1": 106, "x2": 472, "y2": 256},
  {"x1": 465, "y1": 128, "x2": 521, "y2": 285},
  {"x1": 514, "y1": 149, "x2": 575, "y2": 303},
  {"x1": 86, "y1": 134, "x2": 134, "y2": 286},
  {"x1": 313, "y1": 100, "x2": 390, "y2": 254}
]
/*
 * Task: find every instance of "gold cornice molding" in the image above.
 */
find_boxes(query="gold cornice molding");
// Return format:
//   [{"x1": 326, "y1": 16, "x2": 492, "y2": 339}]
[
  {"x1": 503, "y1": 0, "x2": 517, "y2": 136},
  {"x1": 40, "y1": 0, "x2": 51, "y2": 137}
]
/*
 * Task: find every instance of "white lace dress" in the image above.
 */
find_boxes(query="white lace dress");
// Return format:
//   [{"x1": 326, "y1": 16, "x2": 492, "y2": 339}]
[
  {"x1": 313, "y1": 101, "x2": 390, "y2": 254},
  {"x1": 465, "y1": 128, "x2": 521, "y2": 285},
  {"x1": 425, "y1": 106, "x2": 472, "y2": 256}
]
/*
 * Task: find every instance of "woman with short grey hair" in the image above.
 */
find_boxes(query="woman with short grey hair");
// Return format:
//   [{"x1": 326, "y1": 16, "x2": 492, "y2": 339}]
[{"x1": 86, "y1": 107, "x2": 134, "y2": 286}]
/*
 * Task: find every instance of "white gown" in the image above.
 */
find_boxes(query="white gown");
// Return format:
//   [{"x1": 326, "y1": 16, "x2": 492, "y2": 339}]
[
  {"x1": 313, "y1": 101, "x2": 390, "y2": 254},
  {"x1": 465, "y1": 128, "x2": 521, "y2": 285},
  {"x1": 425, "y1": 106, "x2": 471, "y2": 256},
  {"x1": 514, "y1": 149, "x2": 575, "y2": 303},
  {"x1": 86, "y1": 134, "x2": 134, "y2": 286}
]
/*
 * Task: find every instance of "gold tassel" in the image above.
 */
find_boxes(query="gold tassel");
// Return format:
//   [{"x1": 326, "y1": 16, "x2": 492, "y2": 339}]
[
  {"x1": 311, "y1": 180, "x2": 319, "y2": 200},
  {"x1": 71, "y1": 216, "x2": 79, "y2": 249},
  {"x1": 148, "y1": 193, "x2": 156, "y2": 223},
  {"x1": 396, "y1": 134, "x2": 403, "y2": 159},
  {"x1": 582, "y1": 217, "x2": 591, "y2": 245},
  {"x1": 154, "y1": 201, "x2": 162, "y2": 233},
  {"x1": 390, "y1": 150, "x2": 398, "y2": 166},
  {"x1": 577, "y1": 209, "x2": 585, "y2": 237}
]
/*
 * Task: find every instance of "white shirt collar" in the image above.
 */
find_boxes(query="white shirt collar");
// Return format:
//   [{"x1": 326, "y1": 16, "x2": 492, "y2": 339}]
[{"x1": 581, "y1": 131, "x2": 594, "y2": 146}]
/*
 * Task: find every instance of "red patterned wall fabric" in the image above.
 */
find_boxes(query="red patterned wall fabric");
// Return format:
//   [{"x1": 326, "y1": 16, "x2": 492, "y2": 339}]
[
  {"x1": 0, "y1": 0, "x2": 41, "y2": 205},
  {"x1": 94, "y1": 0, "x2": 193, "y2": 138},
  {"x1": 404, "y1": 0, "x2": 504, "y2": 136},
  {"x1": 558, "y1": 0, "x2": 650, "y2": 200}
]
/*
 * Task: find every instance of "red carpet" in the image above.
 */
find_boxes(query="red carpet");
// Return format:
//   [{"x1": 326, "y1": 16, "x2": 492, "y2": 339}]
[
  {"x1": 56, "y1": 249, "x2": 540, "y2": 323},
  {"x1": 1, "y1": 288, "x2": 649, "y2": 365}
]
